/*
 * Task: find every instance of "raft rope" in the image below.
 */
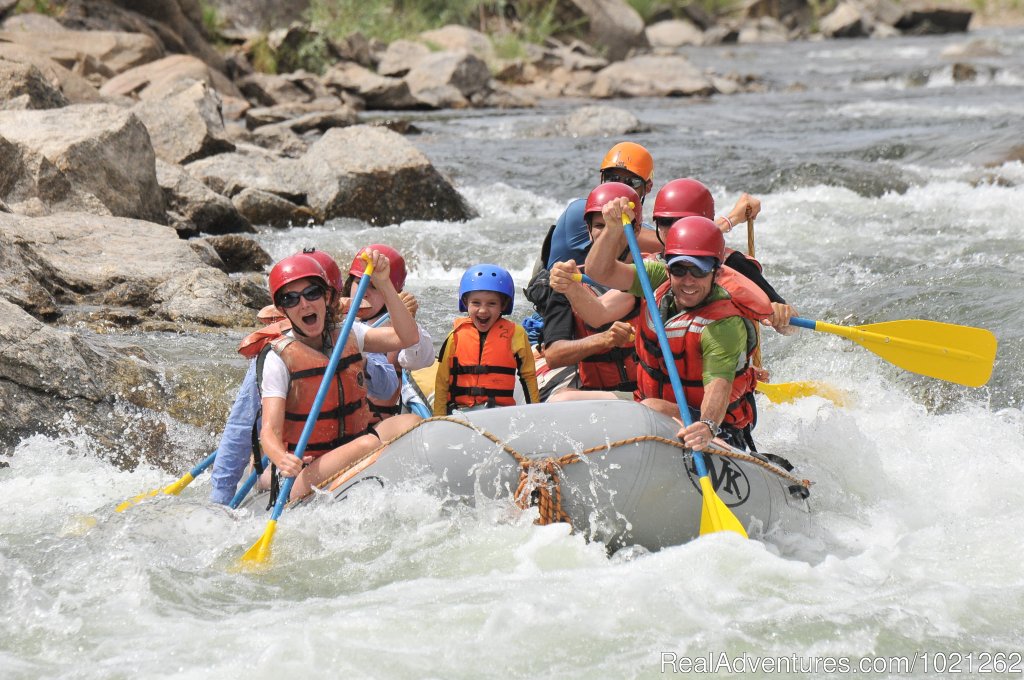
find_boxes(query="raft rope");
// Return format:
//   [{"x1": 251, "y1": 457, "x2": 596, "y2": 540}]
[{"x1": 305, "y1": 416, "x2": 813, "y2": 525}]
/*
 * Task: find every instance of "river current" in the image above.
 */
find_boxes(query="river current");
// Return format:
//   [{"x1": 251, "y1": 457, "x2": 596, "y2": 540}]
[{"x1": 3, "y1": 28, "x2": 1023, "y2": 679}]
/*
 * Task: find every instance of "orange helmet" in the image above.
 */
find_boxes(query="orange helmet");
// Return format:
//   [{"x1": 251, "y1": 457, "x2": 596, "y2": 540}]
[{"x1": 600, "y1": 142, "x2": 654, "y2": 183}]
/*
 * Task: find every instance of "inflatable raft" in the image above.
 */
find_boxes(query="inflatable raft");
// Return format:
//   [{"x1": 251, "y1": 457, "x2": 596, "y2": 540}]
[{"x1": 294, "y1": 400, "x2": 812, "y2": 553}]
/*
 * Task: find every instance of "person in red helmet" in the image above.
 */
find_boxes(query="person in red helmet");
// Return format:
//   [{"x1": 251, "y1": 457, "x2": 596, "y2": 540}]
[
  {"x1": 257, "y1": 250, "x2": 421, "y2": 501},
  {"x1": 584, "y1": 209, "x2": 774, "y2": 452},
  {"x1": 534, "y1": 182, "x2": 648, "y2": 402},
  {"x1": 650, "y1": 178, "x2": 796, "y2": 332},
  {"x1": 537, "y1": 141, "x2": 662, "y2": 273},
  {"x1": 342, "y1": 244, "x2": 434, "y2": 423},
  {"x1": 209, "y1": 248, "x2": 401, "y2": 506}
]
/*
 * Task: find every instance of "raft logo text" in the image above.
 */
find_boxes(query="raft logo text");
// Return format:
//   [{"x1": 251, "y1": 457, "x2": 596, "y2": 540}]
[{"x1": 659, "y1": 651, "x2": 1024, "y2": 675}]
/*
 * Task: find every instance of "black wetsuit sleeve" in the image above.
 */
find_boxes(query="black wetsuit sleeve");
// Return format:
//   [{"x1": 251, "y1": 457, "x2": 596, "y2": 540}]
[{"x1": 725, "y1": 251, "x2": 786, "y2": 304}]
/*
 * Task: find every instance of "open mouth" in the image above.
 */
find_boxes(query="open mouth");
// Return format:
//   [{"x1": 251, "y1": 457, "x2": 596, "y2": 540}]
[{"x1": 301, "y1": 312, "x2": 319, "y2": 326}]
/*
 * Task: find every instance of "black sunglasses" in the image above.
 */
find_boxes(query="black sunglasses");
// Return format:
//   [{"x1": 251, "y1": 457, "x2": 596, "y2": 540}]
[
  {"x1": 276, "y1": 284, "x2": 326, "y2": 309},
  {"x1": 668, "y1": 263, "x2": 713, "y2": 279},
  {"x1": 601, "y1": 171, "x2": 645, "y2": 193}
]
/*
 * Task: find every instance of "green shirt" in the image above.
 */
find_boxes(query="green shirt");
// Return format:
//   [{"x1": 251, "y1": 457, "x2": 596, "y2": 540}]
[{"x1": 628, "y1": 261, "x2": 747, "y2": 385}]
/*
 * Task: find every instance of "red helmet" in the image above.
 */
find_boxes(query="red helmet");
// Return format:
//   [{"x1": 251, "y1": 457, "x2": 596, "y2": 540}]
[
  {"x1": 302, "y1": 248, "x2": 343, "y2": 291},
  {"x1": 268, "y1": 253, "x2": 329, "y2": 301},
  {"x1": 653, "y1": 178, "x2": 715, "y2": 221},
  {"x1": 663, "y1": 216, "x2": 725, "y2": 264},
  {"x1": 584, "y1": 182, "x2": 642, "y2": 228},
  {"x1": 349, "y1": 244, "x2": 407, "y2": 291},
  {"x1": 600, "y1": 142, "x2": 654, "y2": 182}
]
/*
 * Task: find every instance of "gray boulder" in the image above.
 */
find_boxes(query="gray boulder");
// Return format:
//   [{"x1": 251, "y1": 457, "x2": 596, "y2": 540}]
[
  {"x1": 0, "y1": 28, "x2": 162, "y2": 75},
  {"x1": 551, "y1": 0, "x2": 647, "y2": 61},
  {"x1": 156, "y1": 159, "x2": 253, "y2": 237},
  {"x1": 100, "y1": 53, "x2": 242, "y2": 101},
  {"x1": 377, "y1": 39, "x2": 431, "y2": 77},
  {"x1": 133, "y1": 80, "x2": 235, "y2": 165},
  {"x1": 231, "y1": 187, "x2": 315, "y2": 228},
  {"x1": 590, "y1": 55, "x2": 715, "y2": 98},
  {"x1": 548, "y1": 104, "x2": 646, "y2": 137},
  {"x1": 0, "y1": 104, "x2": 165, "y2": 222},
  {"x1": 0, "y1": 42, "x2": 103, "y2": 103},
  {"x1": 300, "y1": 125, "x2": 475, "y2": 225},
  {"x1": 321, "y1": 61, "x2": 421, "y2": 110},
  {"x1": 646, "y1": 19, "x2": 705, "y2": 49},
  {"x1": 0, "y1": 60, "x2": 69, "y2": 110},
  {"x1": 821, "y1": 2, "x2": 869, "y2": 37},
  {"x1": 404, "y1": 51, "x2": 492, "y2": 109},
  {"x1": 0, "y1": 296, "x2": 182, "y2": 464}
]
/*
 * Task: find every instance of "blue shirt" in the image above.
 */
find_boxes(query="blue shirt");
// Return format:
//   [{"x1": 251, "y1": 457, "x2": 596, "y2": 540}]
[
  {"x1": 545, "y1": 198, "x2": 589, "y2": 269},
  {"x1": 208, "y1": 352, "x2": 398, "y2": 505}
]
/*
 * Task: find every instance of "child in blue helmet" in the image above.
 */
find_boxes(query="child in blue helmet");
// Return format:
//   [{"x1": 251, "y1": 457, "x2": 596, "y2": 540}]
[{"x1": 434, "y1": 264, "x2": 540, "y2": 416}]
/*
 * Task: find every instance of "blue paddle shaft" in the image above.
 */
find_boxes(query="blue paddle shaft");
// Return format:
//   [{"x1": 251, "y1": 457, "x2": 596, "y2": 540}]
[
  {"x1": 190, "y1": 450, "x2": 218, "y2": 478},
  {"x1": 402, "y1": 369, "x2": 432, "y2": 419},
  {"x1": 623, "y1": 226, "x2": 711, "y2": 479},
  {"x1": 790, "y1": 317, "x2": 816, "y2": 330},
  {"x1": 268, "y1": 269, "x2": 376, "y2": 521},
  {"x1": 229, "y1": 456, "x2": 268, "y2": 509}
]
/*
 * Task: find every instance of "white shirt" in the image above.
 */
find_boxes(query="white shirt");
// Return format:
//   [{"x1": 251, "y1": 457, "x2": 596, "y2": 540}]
[
  {"x1": 398, "y1": 322, "x2": 434, "y2": 370},
  {"x1": 260, "y1": 323, "x2": 369, "y2": 400}
]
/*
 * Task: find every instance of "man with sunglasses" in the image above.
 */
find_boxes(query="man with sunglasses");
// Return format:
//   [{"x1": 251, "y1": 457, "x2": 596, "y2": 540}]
[{"x1": 584, "y1": 204, "x2": 773, "y2": 453}]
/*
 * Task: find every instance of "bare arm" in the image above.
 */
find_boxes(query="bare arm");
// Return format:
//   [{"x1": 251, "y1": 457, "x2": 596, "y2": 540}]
[
  {"x1": 676, "y1": 378, "x2": 731, "y2": 452},
  {"x1": 362, "y1": 250, "x2": 419, "y2": 353},
  {"x1": 583, "y1": 197, "x2": 637, "y2": 290},
  {"x1": 549, "y1": 260, "x2": 637, "y2": 327},
  {"x1": 258, "y1": 396, "x2": 306, "y2": 476},
  {"x1": 544, "y1": 322, "x2": 633, "y2": 369}
]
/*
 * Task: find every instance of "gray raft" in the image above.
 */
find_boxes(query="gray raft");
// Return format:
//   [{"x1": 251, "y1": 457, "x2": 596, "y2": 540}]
[{"x1": 306, "y1": 400, "x2": 811, "y2": 552}]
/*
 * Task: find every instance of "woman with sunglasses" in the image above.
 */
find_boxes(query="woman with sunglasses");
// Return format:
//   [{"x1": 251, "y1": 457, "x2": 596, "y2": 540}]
[
  {"x1": 585, "y1": 206, "x2": 774, "y2": 453},
  {"x1": 257, "y1": 251, "x2": 421, "y2": 502}
]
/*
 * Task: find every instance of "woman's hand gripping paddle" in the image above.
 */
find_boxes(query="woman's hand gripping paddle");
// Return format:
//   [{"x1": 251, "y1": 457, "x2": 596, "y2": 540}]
[
  {"x1": 621, "y1": 204, "x2": 747, "y2": 538},
  {"x1": 236, "y1": 255, "x2": 376, "y2": 570}
]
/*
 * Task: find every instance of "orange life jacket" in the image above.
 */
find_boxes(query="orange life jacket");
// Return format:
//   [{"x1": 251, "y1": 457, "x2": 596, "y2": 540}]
[
  {"x1": 262, "y1": 330, "x2": 370, "y2": 457},
  {"x1": 571, "y1": 284, "x2": 639, "y2": 392},
  {"x1": 635, "y1": 266, "x2": 772, "y2": 429},
  {"x1": 239, "y1": 319, "x2": 291, "y2": 359},
  {"x1": 446, "y1": 317, "x2": 519, "y2": 411}
]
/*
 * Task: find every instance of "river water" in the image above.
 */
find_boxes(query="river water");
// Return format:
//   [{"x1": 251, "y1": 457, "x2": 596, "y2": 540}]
[{"x1": 3, "y1": 28, "x2": 1024, "y2": 679}]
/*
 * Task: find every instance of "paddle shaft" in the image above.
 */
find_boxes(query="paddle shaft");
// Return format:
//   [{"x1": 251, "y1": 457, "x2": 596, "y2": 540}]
[
  {"x1": 623, "y1": 222, "x2": 712, "y2": 479},
  {"x1": 402, "y1": 369, "x2": 432, "y2": 419},
  {"x1": 746, "y1": 216, "x2": 764, "y2": 370},
  {"x1": 265, "y1": 265, "x2": 376, "y2": 521}
]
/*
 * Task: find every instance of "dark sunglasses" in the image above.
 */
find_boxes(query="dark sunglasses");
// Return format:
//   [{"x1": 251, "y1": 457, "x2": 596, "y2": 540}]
[
  {"x1": 601, "y1": 171, "x2": 645, "y2": 193},
  {"x1": 655, "y1": 217, "x2": 675, "y2": 230},
  {"x1": 668, "y1": 263, "x2": 713, "y2": 279},
  {"x1": 276, "y1": 284, "x2": 326, "y2": 309}
]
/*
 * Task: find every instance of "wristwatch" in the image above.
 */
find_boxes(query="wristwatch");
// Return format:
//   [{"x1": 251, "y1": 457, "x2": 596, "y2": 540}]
[{"x1": 699, "y1": 419, "x2": 721, "y2": 437}]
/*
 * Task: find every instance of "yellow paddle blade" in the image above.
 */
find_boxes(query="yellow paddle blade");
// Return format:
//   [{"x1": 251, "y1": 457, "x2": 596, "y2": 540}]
[
  {"x1": 237, "y1": 520, "x2": 277, "y2": 571},
  {"x1": 161, "y1": 472, "x2": 195, "y2": 496},
  {"x1": 818, "y1": 319, "x2": 997, "y2": 387},
  {"x1": 698, "y1": 476, "x2": 748, "y2": 537},
  {"x1": 756, "y1": 381, "x2": 850, "y2": 406},
  {"x1": 115, "y1": 488, "x2": 160, "y2": 513},
  {"x1": 114, "y1": 470, "x2": 197, "y2": 512}
]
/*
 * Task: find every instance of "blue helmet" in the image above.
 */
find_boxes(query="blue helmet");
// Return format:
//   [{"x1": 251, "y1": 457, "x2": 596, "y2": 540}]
[{"x1": 459, "y1": 264, "x2": 514, "y2": 314}]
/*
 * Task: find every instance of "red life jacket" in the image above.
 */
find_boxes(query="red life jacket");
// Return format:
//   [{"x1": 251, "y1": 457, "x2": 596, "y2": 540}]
[
  {"x1": 635, "y1": 266, "x2": 772, "y2": 429},
  {"x1": 571, "y1": 285, "x2": 639, "y2": 392},
  {"x1": 446, "y1": 317, "x2": 519, "y2": 411},
  {"x1": 263, "y1": 330, "x2": 370, "y2": 457}
]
